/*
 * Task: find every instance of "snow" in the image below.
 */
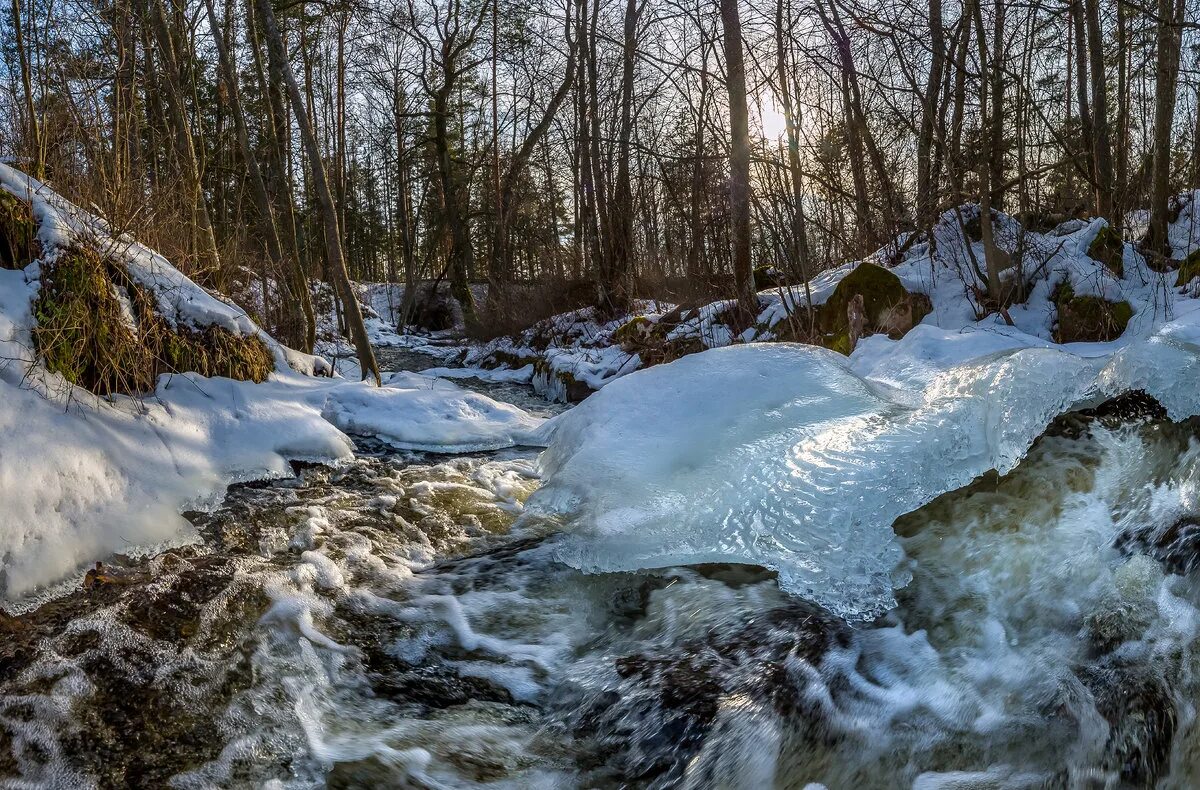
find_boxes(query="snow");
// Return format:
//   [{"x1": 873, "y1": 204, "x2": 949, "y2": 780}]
[
  {"x1": 0, "y1": 166, "x2": 547, "y2": 604},
  {"x1": 322, "y1": 374, "x2": 544, "y2": 452}
]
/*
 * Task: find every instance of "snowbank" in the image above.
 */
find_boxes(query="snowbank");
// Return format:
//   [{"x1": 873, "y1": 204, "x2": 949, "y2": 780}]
[
  {"x1": 0, "y1": 167, "x2": 546, "y2": 603},
  {"x1": 323, "y1": 372, "x2": 544, "y2": 452}
]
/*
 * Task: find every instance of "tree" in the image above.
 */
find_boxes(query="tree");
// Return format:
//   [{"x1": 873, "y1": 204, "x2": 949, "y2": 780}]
[
  {"x1": 719, "y1": 0, "x2": 756, "y2": 316},
  {"x1": 256, "y1": 0, "x2": 380, "y2": 384}
]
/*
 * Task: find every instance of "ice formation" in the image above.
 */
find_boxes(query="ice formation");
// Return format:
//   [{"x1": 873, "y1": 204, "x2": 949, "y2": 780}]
[{"x1": 527, "y1": 331, "x2": 1200, "y2": 619}]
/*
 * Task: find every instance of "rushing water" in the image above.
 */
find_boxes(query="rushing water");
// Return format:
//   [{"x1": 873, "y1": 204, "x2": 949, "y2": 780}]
[{"x1": 6, "y1": 350, "x2": 1200, "y2": 788}]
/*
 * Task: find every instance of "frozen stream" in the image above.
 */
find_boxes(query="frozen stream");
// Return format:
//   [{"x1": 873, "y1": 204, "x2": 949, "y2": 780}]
[{"x1": 4, "y1": 348, "x2": 1200, "y2": 788}]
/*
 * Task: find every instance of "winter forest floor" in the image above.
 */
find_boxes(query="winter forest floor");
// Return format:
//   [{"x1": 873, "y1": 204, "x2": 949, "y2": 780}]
[{"x1": 11, "y1": 166, "x2": 1200, "y2": 786}]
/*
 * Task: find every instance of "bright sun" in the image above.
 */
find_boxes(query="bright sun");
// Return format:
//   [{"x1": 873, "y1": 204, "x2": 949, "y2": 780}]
[{"x1": 759, "y1": 103, "x2": 789, "y2": 140}]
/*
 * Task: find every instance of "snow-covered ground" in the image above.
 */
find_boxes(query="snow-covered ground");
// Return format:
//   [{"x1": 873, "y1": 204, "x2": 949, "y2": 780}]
[{"x1": 0, "y1": 164, "x2": 546, "y2": 604}]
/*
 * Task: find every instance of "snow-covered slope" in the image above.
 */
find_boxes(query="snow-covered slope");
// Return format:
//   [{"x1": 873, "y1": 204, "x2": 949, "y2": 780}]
[{"x1": 0, "y1": 166, "x2": 546, "y2": 603}]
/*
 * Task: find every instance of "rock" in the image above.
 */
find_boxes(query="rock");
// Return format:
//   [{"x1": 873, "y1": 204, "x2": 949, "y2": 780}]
[
  {"x1": 753, "y1": 264, "x2": 788, "y2": 289},
  {"x1": 1113, "y1": 516, "x2": 1200, "y2": 576},
  {"x1": 613, "y1": 315, "x2": 656, "y2": 350},
  {"x1": 816, "y1": 263, "x2": 931, "y2": 354},
  {"x1": 34, "y1": 245, "x2": 274, "y2": 396},
  {"x1": 1087, "y1": 224, "x2": 1125, "y2": 278},
  {"x1": 1053, "y1": 283, "x2": 1132, "y2": 343},
  {"x1": 532, "y1": 360, "x2": 593, "y2": 403},
  {"x1": 1175, "y1": 248, "x2": 1200, "y2": 288},
  {"x1": 1077, "y1": 661, "x2": 1176, "y2": 788},
  {"x1": 557, "y1": 600, "x2": 847, "y2": 787},
  {"x1": 0, "y1": 606, "x2": 24, "y2": 634},
  {"x1": 327, "y1": 755, "x2": 409, "y2": 789}
]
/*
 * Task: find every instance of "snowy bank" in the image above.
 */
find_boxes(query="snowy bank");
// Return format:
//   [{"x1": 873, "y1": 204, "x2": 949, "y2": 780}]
[
  {"x1": 0, "y1": 166, "x2": 545, "y2": 602},
  {"x1": 468, "y1": 203, "x2": 1200, "y2": 402}
]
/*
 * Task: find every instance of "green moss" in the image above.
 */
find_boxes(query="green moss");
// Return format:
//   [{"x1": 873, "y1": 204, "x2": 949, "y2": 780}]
[
  {"x1": 0, "y1": 188, "x2": 37, "y2": 270},
  {"x1": 1053, "y1": 283, "x2": 1133, "y2": 344},
  {"x1": 33, "y1": 246, "x2": 273, "y2": 396},
  {"x1": 1087, "y1": 225, "x2": 1125, "y2": 278},
  {"x1": 1175, "y1": 248, "x2": 1200, "y2": 287},
  {"x1": 821, "y1": 263, "x2": 908, "y2": 332},
  {"x1": 482, "y1": 349, "x2": 539, "y2": 370},
  {"x1": 612, "y1": 315, "x2": 654, "y2": 348},
  {"x1": 533, "y1": 358, "x2": 591, "y2": 402}
]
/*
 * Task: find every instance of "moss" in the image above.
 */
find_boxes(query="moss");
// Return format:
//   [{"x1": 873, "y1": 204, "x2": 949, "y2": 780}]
[
  {"x1": 532, "y1": 358, "x2": 592, "y2": 403},
  {"x1": 1088, "y1": 225, "x2": 1125, "y2": 278},
  {"x1": 821, "y1": 263, "x2": 908, "y2": 332},
  {"x1": 33, "y1": 246, "x2": 273, "y2": 396},
  {"x1": 1175, "y1": 248, "x2": 1200, "y2": 287},
  {"x1": 612, "y1": 315, "x2": 654, "y2": 348},
  {"x1": 0, "y1": 188, "x2": 37, "y2": 270},
  {"x1": 481, "y1": 349, "x2": 539, "y2": 370},
  {"x1": 1053, "y1": 283, "x2": 1133, "y2": 344}
]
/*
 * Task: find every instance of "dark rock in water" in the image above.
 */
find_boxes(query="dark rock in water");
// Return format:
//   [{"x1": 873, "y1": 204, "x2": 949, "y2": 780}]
[
  {"x1": 1050, "y1": 391, "x2": 1168, "y2": 440},
  {"x1": 1077, "y1": 661, "x2": 1177, "y2": 788},
  {"x1": 1113, "y1": 516, "x2": 1200, "y2": 576},
  {"x1": 0, "y1": 607, "x2": 22, "y2": 634},
  {"x1": 557, "y1": 600, "x2": 847, "y2": 788},
  {"x1": 327, "y1": 755, "x2": 408, "y2": 789}
]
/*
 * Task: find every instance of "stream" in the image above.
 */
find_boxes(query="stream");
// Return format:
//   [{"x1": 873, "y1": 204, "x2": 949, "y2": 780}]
[{"x1": 4, "y1": 348, "x2": 1200, "y2": 788}]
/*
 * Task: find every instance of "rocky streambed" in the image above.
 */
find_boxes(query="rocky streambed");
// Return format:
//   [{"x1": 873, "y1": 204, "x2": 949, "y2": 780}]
[{"x1": 4, "y1": 349, "x2": 1200, "y2": 789}]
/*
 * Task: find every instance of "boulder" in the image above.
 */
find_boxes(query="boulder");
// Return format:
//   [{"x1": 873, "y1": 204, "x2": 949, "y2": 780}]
[
  {"x1": 1087, "y1": 224, "x2": 1125, "y2": 278},
  {"x1": 1175, "y1": 248, "x2": 1200, "y2": 288},
  {"x1": 556, "y1": 598, "x2": 847, "y2": 787},
  {"x1": 34, "y1": 245, "x2": 273, "y2": 395},
  {"x1": 1053, "y1": 283, "x2": 1132, "y2": 343},
  {"x1": 816, "y1": 263, "x2": 931, "y2": 353}
]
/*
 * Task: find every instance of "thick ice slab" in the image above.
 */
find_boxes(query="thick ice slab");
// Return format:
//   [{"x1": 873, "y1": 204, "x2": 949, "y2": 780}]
[{"x1": 524, "y1": 343, "x2": 1160, "y2": 619}]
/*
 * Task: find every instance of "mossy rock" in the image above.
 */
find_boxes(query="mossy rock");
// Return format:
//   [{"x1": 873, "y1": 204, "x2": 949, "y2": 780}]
[
  {"x1": 0, "y1": 188, "x2": 37, "y2": 270},
  {"x1": 816, "y1": 263, "x2": 930, "y2": 354},
  {"x1": 34, "y1": 246, "x2": 273, "y2": 396},
  {"x1": 1053, "y1": 283, "x2": 1133, "y2": 344},
  {"x1": 1175, "y1": 248, "x2": 1200, "y2": 287},
  {"x1": 532, "y1": 359, "x2": 592, "y2": 403},
  {"x1": 1088, "y1": 224, "x2": 1125, "y2": 278},
  {"x1": 481, "y1": 349, "x2": 539, "y2": 370},
  {"x1": 612, "y1": 315, "x2": 656, "y2": 348}
]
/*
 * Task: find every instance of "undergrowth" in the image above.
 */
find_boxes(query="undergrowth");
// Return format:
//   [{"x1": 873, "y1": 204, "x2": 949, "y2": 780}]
[{"x1": 33, "y1": 246, "x2": 273, "y2": 396}]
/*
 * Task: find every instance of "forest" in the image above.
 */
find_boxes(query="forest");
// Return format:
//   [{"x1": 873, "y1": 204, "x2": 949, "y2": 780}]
[{"x1": 5, "y1": 0, "x2": 1199, "y2": 345}]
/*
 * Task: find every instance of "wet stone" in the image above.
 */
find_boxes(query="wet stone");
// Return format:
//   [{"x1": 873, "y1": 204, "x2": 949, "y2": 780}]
[
  {"x1": 1113, "y1": 517, "x2": 1200, "y2": 576},
  {"x1": 1078, "y1": 661, "x2": 1177, "y2": 788},
  {"x1": 557, "y1": 601, "x2": 847, "y2": 788}
]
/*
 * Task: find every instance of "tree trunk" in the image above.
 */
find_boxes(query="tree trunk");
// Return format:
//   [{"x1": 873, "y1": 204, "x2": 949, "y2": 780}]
[
  {"x1": 256, "y1": 0, "x2": 380, "y2": 383},
  {"x1": 11, "y1": 0, "x2": 43, "y2": 179},
  {"x1": 1084, "y1": 0, "x2": 1115, "y2": 225},
  {"x1": 917, "y1": 0, "x2": 946, "y2": 231},
  {"x1": 148, "y1": 0, "x2": 223, "y2": 286},
  {"x1": 203, "y1": 0, "x2": 314, "y2": 351},
  {"x1": 1148, "y1": 0, "x2": 1185, "y2": 253},
  {"x1": 719, "y1": 0, "x2": 757, "y2": 316}
]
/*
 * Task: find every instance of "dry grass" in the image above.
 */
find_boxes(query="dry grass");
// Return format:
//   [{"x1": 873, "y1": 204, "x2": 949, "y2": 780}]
[{"x1": 33, "y1": 245, "x2": 273, "y2": 396}]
